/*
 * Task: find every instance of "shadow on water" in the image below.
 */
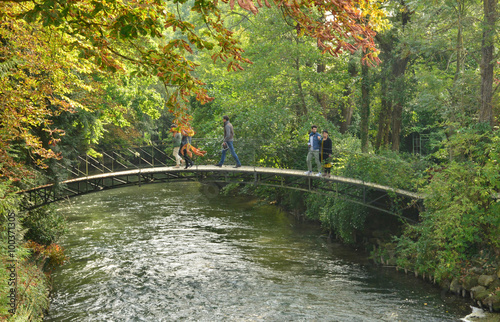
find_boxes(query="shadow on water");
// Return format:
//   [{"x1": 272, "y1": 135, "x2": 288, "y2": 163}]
[{"x1": 45, "y1": 182, "x2": 478, "y2": 322}]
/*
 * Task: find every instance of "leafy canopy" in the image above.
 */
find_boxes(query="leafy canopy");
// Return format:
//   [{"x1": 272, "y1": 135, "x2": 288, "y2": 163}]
[{"x1": 1, "y1": 0, "x2": 384, "y2": 181}]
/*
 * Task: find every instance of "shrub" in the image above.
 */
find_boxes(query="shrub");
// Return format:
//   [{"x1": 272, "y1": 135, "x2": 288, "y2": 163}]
[
  {"x1": 22, "y1": 207, "x2": 67, "y2": 246},
  {"x1": 394, "y1": 127, "x2": 500, "y2": 281}
]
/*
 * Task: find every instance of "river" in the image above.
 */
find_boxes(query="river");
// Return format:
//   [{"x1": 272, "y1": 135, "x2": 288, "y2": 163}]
[{"x1": 45, "y1": 182, "x2": 475, "y2": 321}]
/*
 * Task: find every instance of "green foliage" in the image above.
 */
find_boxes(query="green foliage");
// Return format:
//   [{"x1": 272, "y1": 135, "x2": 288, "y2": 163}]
[
  {"x1": 22, "y1": 207, "x2": 67, "y2": 247},
  {"x1": 395, "y1": 128, "x2": 500, "y2": 281},
  {"x1": 0, "y1": 189, "x2": 53, "y2": 321},
  {"x1": 302, "y1": 135, "x2": 423, "y2": 243},
  {"x1": 305, "y1": 192, "x2": 368, "y2": 244},
  {"x1": 193, "y1": 5, "x2": 351, "y2": 136},
  {"x1": 333, "y1": 136, "x2": 423, "y2": 190}
]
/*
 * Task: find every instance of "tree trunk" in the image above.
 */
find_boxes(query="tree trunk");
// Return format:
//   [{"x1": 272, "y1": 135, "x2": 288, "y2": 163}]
[
  {"x1": 340, "y1": 94, "x2": 355, "y2": 134},
  {"x1": 375, "y1": 73, "x2": 392, "y2": 150},
  {"x1": 389, "y1": 2, "x2": 412, "y2": 152},
  {"x1": 479, "y1": 0, "x2": 497, "y2": 126},
  {"x1": 373, "y1": 1, "x2": 412, "y2": 152},
  {"x1": 294, "y1": 58, "x2": 307, "y2": 116},
  {"x1": 339, "y1": 60, "x2": 357, "y2": 134},
  {"x1": 360, "y1": 62, "x2": 370, "y2": 153},
  {"x1": 390, "y1": 55, "x2": 410, "y2": 152},
  {"x1": 454, "y1": 0, "x2": 465, "y2": 83},
  {"x1": 314, "y1": 62, "x2": 329, "y2": 118}
]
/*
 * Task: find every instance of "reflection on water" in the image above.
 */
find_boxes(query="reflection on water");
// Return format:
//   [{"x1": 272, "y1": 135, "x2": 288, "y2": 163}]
[{"x1": 45, "y1": 183, "x2": 472, "y2": 321}]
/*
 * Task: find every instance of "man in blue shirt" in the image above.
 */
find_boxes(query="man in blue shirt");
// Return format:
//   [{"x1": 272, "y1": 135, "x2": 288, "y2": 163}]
[{"x1": 304, "y1": 125, "x2": 322, "y2": 176}]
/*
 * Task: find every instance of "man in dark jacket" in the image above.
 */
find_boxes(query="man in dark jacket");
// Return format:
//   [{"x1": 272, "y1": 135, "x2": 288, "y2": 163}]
[{"x1": 215, "y1": 115, "x2": 242, "y2": 168}]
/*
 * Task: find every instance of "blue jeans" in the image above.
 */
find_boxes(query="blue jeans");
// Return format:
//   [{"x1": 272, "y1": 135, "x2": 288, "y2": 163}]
[{"x1": 218, "y1": 141, "x2": 241, "y2": 166}]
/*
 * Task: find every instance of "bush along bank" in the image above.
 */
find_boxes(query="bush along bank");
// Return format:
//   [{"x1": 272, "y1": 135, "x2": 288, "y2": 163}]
[
  {"x1": 344, "y1": 127, "x2": 500, "y2": 314},
  {"x1": 226, "y1": 128, "x2": 500, "y2": 314},
  {"x1": 227, "y1": 177, "x2": 500, "y2": 314},
  {"x1": 390, "y1": 129, "x2": 500, "y2": 313},
  {"x1": 371, "y1": 233, "x2": 500, "y2": 313},
  {"x1": 0, "y1": 191, "x2": 68, "y2": 321}
]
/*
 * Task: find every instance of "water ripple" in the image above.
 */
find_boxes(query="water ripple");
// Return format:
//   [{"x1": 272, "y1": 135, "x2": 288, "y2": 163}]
[{"x1": 46, "y1": 183, "x2": 471, "y2": 321}]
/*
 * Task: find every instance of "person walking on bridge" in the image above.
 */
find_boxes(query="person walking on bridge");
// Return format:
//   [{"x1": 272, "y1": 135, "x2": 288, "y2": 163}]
[
  {"x1": 320, "y1": 130, "x2": 333, "y2": 178},
  {"x1": 304, "y1": 125, "x2": 322, "y2": 176},
  {"x1": 215, "y1": 115, "x2": 242, "y2": 168},
  {"x1": 179, "y1": 129, "x2": 194, "y2": 169},
  {"x1": 170, "y1": 124, "x2": 184, "y2": 168}
]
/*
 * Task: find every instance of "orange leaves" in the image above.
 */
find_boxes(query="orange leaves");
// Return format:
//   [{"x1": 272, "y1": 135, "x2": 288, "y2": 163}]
[
  {"x1": 227, "y1": 0, "x2": 271, "y2": 13},
  {"x1": 25, "y1": 240, "x2": 68, "y2": 267},
  {"x1": 226, "y1": 61, "x2": 245, "y2": 72},
  {"x1": 180, "y1": 143, "x2": 207, "y2": 158},
  {"x1": 237, "y1": 0, "x2": 259, "y2": 14},
  {"x1": 256, "y1": 0, "x2": 381, "y2": 64},
  {"x1": 256, "y1": 0, "x2": 273, "y2": 9},
  {"x1": 163, "y1": 39, "x2": 194, "y2": 55}
]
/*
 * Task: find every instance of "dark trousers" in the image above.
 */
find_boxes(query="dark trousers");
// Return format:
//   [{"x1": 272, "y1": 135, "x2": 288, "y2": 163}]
[{"x1": 179, "y1": 144, "x2": 192, "y2": 167}]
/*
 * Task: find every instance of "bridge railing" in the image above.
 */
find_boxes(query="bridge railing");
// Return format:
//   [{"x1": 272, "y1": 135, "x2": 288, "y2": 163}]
[
  {"x1": 51, "y1": 138, "x2": 421, "y2": 195},
  {"x1": 53, "y1": 137, "x2": 304, "y2": 179}
]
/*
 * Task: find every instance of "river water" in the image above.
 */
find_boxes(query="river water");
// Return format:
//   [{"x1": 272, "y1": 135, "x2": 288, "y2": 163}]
[{"x1": 45, "y1": 182, "x2": 474, "y2": 321}]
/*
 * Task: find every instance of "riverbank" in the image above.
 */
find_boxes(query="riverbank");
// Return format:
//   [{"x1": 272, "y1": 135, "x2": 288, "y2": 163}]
[
  {"x1": 0, "y1": 203, "x2": 67, "y2": 321},
  {"x1": 229, "y1": 183, "x2": 500, "y2": 318},
  {"x1": 0, "y1": 233, "x2": 53, "y2": 321},
  {"x1": 371, "y1": 235, "x2": 500, "y2": 315}
]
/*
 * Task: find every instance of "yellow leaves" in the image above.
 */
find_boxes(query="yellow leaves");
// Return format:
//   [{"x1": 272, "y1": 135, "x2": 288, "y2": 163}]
[
  {"x1": 61, "y1": 96, "x2": 90, "y2": 112},
  {"x1": 357, "y1": 0, "x2": 391, "y2": 32},
  {"x1": 0, "y1": 3, "x2": 108, "y2": 180}
]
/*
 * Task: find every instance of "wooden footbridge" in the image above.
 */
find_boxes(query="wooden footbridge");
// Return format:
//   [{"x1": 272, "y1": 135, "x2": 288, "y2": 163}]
[{"x1": 21, "y1": 163, "x2": 423, "y2": 221}]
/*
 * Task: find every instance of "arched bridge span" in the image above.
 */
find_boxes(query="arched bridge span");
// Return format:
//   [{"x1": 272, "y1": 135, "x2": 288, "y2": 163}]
[{"x1": 21, "y1": 165, "x2": 423, "y2": 221}]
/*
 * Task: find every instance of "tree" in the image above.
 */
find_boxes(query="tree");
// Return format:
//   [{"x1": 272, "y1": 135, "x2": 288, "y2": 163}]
[
  {"x1": 377, "y1": 0, "x2": 412, "y2": 152},
  {"x1": 479, "y1": 0, "x2": 497, "y2": 126},
  {"x1": 1, "y1": 0, "x2": 384, "y2": 181},
  {"x1": 360, "y1": 60, "x2": 370, "y2": 152},
  {"x1": 0, "y1": 11, "x2": 94, "y2": 181},
  {"x1": 3, "y1": 0, "x2": 381, "y2": 116}
]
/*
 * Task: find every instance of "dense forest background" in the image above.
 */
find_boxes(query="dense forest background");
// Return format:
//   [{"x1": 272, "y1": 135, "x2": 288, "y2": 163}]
[{"x1": 1, "y1": 0, "x2": 500, "y2": 319}]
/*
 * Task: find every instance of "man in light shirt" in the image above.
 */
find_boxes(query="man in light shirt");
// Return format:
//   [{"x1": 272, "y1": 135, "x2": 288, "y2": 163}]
[{"x1": 304, "y1": 125, "x2": 322, "y2": 176}]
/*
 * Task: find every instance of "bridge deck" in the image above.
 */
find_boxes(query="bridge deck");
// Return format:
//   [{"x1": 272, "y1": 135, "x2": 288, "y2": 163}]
[{"x1": 57, "y1": 165, "x2": 422, "y2": 200}]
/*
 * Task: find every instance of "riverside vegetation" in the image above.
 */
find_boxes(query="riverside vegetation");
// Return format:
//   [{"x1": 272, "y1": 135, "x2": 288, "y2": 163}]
[
  {"x1": 1, "y1": 0, "x2": 500, "y2": 320},
  {"x1": 215, "y1": 125, "x2": 500, "y2": 314}
]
